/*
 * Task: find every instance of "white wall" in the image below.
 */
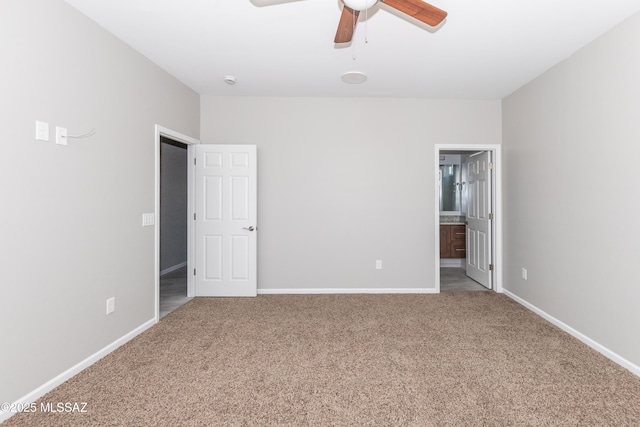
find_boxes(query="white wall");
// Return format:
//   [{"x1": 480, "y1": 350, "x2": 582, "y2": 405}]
[
  {"x1": 201, "y1": 97, "x2": 501, "y2": 291},
  {"x1": 160, "y1": 141, "x2": 188, "y2": 272},
  {"x1": 0, "y1": 0, "x2": 199, "y2": 405},
  {"x1": 502, "y1": 12, "x2": 640, "y2": 367}
]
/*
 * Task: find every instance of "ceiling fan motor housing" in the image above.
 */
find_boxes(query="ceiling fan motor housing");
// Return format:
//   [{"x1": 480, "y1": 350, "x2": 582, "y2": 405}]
[
  {"x1": 343, "y1": 0, "x2": 378, "y2": 11},
  {"x1": 336, "y1": 0, "x2": 447, "y2": 44}
]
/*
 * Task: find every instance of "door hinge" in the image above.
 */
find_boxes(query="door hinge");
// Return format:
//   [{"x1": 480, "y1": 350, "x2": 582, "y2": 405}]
[
  {"x1": 489, "y1": 162, "x2": 494, "y2": 170},
  {"x1": 489, "y1": 213, "x2": 494, "y2": 220},
  {"x1": 194, "y1": 213, "x2": 196, "y2": 220},
  {"x1": 194, "y1": 157, "x2": 197, "y2": 165},
  {"x1": 489, "y1": 264, "x2": 494, "y2": 271},
  {"x1": 193, "y1": 268, "x2": 196, "y2": 276}
]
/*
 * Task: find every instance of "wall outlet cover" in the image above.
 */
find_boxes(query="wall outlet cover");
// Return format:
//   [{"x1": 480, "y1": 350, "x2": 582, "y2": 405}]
[{"x1": 56, "y1": 126, "x2": 68, "y2": 146}]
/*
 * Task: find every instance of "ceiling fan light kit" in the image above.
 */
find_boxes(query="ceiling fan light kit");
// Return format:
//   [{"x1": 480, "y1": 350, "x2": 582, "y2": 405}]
[{"x1": 343, "y1": 0, "x2": 378, "y2": 11}]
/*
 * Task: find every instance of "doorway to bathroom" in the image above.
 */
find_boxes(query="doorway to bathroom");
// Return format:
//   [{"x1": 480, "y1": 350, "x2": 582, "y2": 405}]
[{"x1": 434, "y1": 145, "x2": 502, "y2": 293}]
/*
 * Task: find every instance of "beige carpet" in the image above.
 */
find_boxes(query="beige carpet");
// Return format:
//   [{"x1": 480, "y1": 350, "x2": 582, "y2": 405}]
[{"x1": 4, "y1": 293, "x2": 640, "y2": 426}]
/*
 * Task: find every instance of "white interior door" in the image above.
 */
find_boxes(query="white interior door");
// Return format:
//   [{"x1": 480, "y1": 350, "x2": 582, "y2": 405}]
[
  {"x1": 465, "y1": 151, "x2": 492, "y2": 289},
  {"x1": 195, "y1": 145, "x2": 257, "y2": 296}
]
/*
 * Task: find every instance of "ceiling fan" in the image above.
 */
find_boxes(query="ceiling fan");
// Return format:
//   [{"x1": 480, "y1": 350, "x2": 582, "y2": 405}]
[{"x1": 335, "y1": 0, "x2": 447, "y2": 43}]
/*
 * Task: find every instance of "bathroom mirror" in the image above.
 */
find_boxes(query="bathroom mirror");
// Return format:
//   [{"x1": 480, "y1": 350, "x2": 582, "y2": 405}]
[{"x1": 439, "y1": 164, "x2": 461, "y2": 212}]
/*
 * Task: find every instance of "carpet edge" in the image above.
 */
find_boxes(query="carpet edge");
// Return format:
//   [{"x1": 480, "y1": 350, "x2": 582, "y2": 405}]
[
  {"x1": 504, "y1": 289, "x2": 640, "y2": 377},
  {"x1": 0, "y1": 317, "x2": 156, "y2": 424}
]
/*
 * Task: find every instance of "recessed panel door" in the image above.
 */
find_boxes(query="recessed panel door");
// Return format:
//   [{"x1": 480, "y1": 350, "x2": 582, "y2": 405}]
[
  {"x1": 465, "y1": 151, "x2": 492, "y2": 289},
  {"x1": 195, "y1": 145, "x2": 257, "y2": 296}
]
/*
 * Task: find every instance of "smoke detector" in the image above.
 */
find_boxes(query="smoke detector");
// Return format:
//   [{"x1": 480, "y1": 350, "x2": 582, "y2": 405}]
[{"x1": 223, "y1": 75, "x2": 237, "y2": 85}]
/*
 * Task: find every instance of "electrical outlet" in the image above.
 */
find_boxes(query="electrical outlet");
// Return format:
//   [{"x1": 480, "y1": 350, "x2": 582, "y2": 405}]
[
  {"x1": 522, "y1": 268, "x2": 528, "y2": 280},
  {"x1": 376, "y1": 260, "x2": 382, "y2": 270},
  {"x1": 106, "y1": 297, "x2": 115, "y2": 315}
]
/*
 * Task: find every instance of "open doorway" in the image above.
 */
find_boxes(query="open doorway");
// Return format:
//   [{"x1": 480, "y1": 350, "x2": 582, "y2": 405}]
[
  {"x1": 154, "y1": 125, "x2": 199, "y2": 321},
  {"x1": 159, "y1": 137, "x2": 190, "y2": 317},
  {"x1": 434, "y1": 145, "x2": 502, "y2": 293}
]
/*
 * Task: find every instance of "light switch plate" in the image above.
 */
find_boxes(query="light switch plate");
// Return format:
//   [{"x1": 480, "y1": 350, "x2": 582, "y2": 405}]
[
  {"x1": 142, "y1": 213, "x2": 155, "y2": 226},
  {"x1": 36, "y1": 121, "x2": 49, "y2": 141},
  {"x1": 56, "y1": 126, "x2": 67, "y2": 146},
  {"x1": 106, "y1": 297, "x2": 115, "y2": 315}
]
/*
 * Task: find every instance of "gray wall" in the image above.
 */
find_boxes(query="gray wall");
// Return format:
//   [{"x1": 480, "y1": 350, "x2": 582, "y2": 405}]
[
  {"x1": 201, "y1": 97, "x2": 501, "y2": 291},
  {"x1": 0, "y1": 0, "x2": 199, "y2": 404},
  {"x1": 160, "y1": 141, "x2": 188, "y2": 272},
  {"x1": 502, "y1": 12, "x2": 640, "y2": 367}
]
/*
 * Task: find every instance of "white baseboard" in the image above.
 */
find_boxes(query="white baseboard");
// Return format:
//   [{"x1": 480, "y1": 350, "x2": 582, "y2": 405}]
[
  {"x1": 160, "y1": 261, "x2": 187, "y2": 276},
  {"x1": 7, "y1": 290, "x2": 635, "y2": 424},
  {"x1": 258, "y1": 288, "x2": 438, "y2": 295},
  {"x1": 504, "y1": 290, "x2": 640, "y2": 378},
  {"x1": 0, "y1": 318, "x2": 156, "y2": 424},
  {"x1": 440, "y1": 259, "x2": 464, "y2": 268}
]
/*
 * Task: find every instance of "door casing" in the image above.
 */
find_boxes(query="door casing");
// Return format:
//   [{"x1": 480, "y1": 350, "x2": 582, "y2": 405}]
[
  {"x1": 154, "y1": 125, "x2": 199, "y2": 322},
  {"x1": 434, "y1": 144, "x2": 502, "y2": 293}
]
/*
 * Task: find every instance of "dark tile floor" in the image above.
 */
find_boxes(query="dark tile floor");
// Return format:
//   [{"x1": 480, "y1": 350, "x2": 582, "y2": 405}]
[
  {"x1": 160, "y1": 266, "x2": 191, "y2": 318},
  {"x1": 440, "y1": 267, "x2": 489, "y2": 291}
]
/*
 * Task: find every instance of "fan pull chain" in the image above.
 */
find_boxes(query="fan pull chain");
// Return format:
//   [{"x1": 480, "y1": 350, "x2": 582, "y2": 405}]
[
  {"x1": 352, "y1": 9, "x2": 357, "y2": 60},
  {"x1": 364, "y1": 6, "x2": 368, "y2": 44}
]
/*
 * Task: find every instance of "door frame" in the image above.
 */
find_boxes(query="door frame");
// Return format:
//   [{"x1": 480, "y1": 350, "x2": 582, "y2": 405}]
[
  {"x1": 154, "y1": 125, "x2": 199, "y2": 322},
  {"x1": 434, "y1": 144, "x2": 502, "y2": 293}
]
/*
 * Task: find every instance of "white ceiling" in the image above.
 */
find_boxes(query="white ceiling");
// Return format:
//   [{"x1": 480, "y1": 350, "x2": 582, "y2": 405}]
[{"x1": 64, "y1": 0, "x2": 640, "y2": 99}]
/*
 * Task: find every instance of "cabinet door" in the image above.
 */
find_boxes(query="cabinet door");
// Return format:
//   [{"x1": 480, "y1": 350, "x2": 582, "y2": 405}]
[
  {"x1": 440, "y1": 226, "x2": 450, "y2": 258},
  {"x1": 450, "y1": 225, "x2": 466, "y2": 258}
]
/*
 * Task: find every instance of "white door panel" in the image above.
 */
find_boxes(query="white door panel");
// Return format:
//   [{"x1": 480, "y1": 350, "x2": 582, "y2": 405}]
[
  {"x1": 465, "y1": 151, "x2": 492, "y2": 289},
  {"x1": 195, "y1": 145, "x2": 257, "y2": 297}
]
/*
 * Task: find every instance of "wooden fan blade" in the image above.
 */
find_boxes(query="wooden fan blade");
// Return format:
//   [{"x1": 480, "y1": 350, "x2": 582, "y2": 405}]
[
  {"x1": 334, "y1": 6, "x2": 360, "y2": 43},
  {"x1": 381, "y1": 0, "x2": 447, "y2": 27}
]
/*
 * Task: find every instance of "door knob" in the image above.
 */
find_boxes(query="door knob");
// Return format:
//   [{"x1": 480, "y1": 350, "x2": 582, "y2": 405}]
[{"x1": 243, "y1": 226, "x2": 255, "y2": 232}]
